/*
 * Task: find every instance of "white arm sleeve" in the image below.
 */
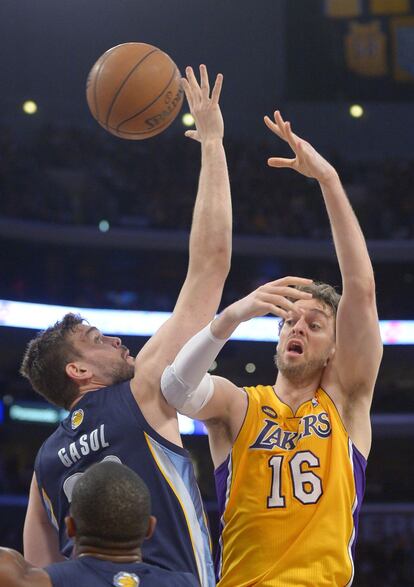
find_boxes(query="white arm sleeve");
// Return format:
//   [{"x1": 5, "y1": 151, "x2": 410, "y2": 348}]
[{"x1": 161, "y1": 322, "x2": 228, "y2": 417}]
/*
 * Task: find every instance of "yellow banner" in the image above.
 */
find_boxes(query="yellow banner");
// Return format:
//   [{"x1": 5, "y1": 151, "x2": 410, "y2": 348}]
[
  {"x1": 325, "y1": 0, "x2": 361, "y2": 18},
  {"x1": 370, "y1": 0, "x2": 410, "y2": 15},
  {"x1": 345, "y1": 20, "x2": 388, "y2": 76}
]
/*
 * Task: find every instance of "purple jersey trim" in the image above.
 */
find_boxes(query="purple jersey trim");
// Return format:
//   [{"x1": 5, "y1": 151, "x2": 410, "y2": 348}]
[
  {"x1": 215, "y1": 454, "x2": 230, "y2": 519},
  {"x1": 213, "y1": 432, "x2": 367, "y2": 585},
  {"x1": 351, "y1": 442, "x2": 367, "y2": 560},
  {"x1": 214, "y1": 454, "x2": 231, "y2": 580}
]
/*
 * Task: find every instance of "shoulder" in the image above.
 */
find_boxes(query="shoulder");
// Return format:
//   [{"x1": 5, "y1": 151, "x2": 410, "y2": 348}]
[
  {"x1": 0, "y1": 549, "x2": 50, "y2": 587},
  {"x1": 208, "y1": 376, "x2": 247, "y2": 421}
]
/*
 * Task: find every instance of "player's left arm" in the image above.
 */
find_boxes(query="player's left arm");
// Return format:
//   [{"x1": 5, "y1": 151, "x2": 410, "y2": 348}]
[
  {"x1": 265, "y1": 111, "x2": 383, "y2": 455},
  {"x1": 0, "y1": 548, "x2": 50, "y2": 587},
  {"x1": 132, "y1": 66, "x2": 231, "y2": 395},
  {"x1": 23, "y1": 473, "x2": 65, "y2": 567}
]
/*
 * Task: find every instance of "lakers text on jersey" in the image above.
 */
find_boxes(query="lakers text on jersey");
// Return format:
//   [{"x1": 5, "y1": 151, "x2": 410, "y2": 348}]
[{"x1": 214, "y1": 385, "x2": 366, "y2": 587}]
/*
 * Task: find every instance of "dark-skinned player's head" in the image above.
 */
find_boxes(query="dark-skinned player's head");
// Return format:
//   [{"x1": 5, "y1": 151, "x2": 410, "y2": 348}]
[
  {"x1": 66, "y1": 461, "x2": 155, "y2": 551},
  {"x1": 20, "y1": 313, "x2": 135, "y2": 410}
]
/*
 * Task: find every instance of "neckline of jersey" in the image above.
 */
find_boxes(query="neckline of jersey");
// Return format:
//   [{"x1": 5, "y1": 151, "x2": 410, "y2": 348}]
[{"x1": 272, "y1": 386, "x2": 320, "y2": 418}]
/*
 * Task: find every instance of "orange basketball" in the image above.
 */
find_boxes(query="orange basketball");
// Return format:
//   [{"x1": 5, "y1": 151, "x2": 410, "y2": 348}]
[{"x1": 86, "y1": 42, "x2": 184, "y2": 140}]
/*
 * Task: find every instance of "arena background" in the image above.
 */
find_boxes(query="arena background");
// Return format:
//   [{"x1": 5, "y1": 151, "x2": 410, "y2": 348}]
[{"x1": 1, "y1": 0, "x2": 414, "y2": 584}]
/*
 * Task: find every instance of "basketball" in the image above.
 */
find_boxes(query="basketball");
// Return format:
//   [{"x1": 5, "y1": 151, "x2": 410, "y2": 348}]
[{"x1": 86, "y1": 42, "x2": 184, "y2": 140}]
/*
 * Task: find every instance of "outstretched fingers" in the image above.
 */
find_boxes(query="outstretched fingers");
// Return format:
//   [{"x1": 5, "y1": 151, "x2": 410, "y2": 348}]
[
  {"x1": 181, "y1": 77, "x2": 194, "y2": 110},
  {"x1": 199, "y1": 64, "x2": 210, "y2": 98},
  {"x1": 183, "y1": 65, "x2": 223, "y2": 109},
  {"x1": 264, "y1": 114, "x2": 283, "y2": 137},
  {"x1": 211, "y1": 73, "x2": 223, "y2": 105},
  {"x1": 184, "y1": 66, "x2": 202, "y2": 106},
  {"x1": 265, "y1": 110, "x2": 301, "y2": 152}
]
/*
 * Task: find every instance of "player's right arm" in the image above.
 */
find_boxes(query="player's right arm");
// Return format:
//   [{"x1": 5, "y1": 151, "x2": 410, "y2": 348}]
[
  {"x1": 23, "y1": 473, "x2": 64, "y2": 567},
  {"x1": 264, "y1": 111, "x2": 383, "y2": 458},
  {"x1": 161, "y1": 277, "x2": 313, "y2": 465},
  {"x1": 0, "y1": 548, "x2": 50, "y2": 587},
  {"x1": 130, "y1": 66, "x2": 232, "y2": 435}
]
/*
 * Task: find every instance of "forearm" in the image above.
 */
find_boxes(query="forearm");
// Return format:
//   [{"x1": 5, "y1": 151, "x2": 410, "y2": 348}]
[
  {"x1": 24, "y1": 475, "x2": 64, "y2": 567},
  {"x1": 171, "y1": 306, "x2": 243, "y2": 382},
  {"x1": 167, "y1": 321, "x2": 227, "y2": 388},
  {"x1": 188, "y1": 139, "x2": 232, "y2": 276},
  {"x1": 161, "y1": 321, "x2": 228, "y2": 415},
  {"x1": 211, "y1": 305, "x2": 243, "y2": 339},
  {"x1": 319, "y1": 172, "x2": 375, "y2": 291},
  {"x1": 0, "y1": 548, "x2": 42, "y2": 587}
]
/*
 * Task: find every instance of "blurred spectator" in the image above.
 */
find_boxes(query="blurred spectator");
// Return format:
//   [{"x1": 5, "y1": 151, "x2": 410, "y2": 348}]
[{"x1": 1, "y1": 122, "x2": 414, "y2": 238}]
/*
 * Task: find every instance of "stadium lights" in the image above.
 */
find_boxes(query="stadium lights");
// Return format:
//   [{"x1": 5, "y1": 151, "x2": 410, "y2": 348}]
[
  {"x1": 245, "y1": 363, "x2": 256, "y2": 373},
  {"x1": 5, "y1": 400, "x2": 205, "y2": 434},
  {"x1": 349, "y1": 104, "x2": 364, "y2": 118},
  {"x1": 98, "y1": 219, "x2": 110, "y2": 232},
  {"x1": 9, "y1": 404, "x2": 66, "y2": 424},
  {"x1": 182, "y1": 112, "x2": 195, "y2": 127},
  {"x1": 22, "y1": 100, "x2": 38, "y2": 115},
  {"x1": 0, "y1": 299, "x2": 412, "y2": 344}
]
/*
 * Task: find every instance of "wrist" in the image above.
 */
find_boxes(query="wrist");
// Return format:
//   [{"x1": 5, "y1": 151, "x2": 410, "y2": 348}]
[
  {"x1": 211, "y1": 307, "x2": 239, "y2": 340},
  {"x1": 201, "y1": 137, "x2": 224, "y2": 150},
  {"x1": 317, "y1": 167, "x2": 340, "y2": 188}
]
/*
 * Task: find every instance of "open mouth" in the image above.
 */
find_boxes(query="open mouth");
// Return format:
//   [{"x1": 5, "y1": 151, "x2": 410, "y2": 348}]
[{"x1": 287, "y1": 340, "x2": 304, "y2": 355}]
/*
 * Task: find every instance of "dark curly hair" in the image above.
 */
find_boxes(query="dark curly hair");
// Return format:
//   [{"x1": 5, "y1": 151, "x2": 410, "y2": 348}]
[{"x1": 20, "y1": 313, "x2": 85, "y2": 409}]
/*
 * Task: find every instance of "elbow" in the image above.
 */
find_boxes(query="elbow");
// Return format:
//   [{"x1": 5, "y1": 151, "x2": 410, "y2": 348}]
[
  {"x1": 192, "y1": 250, "x2": 231, "y2": 282},
  {"x1": 216, "y1": 255, "x2": 231, "y2": 280},
  {"x1": 206, "y1": 240, "x2": 231, "y2": 272},
  {"x1": 345, "y1": 275, "x2": 377, "y2": 302}
]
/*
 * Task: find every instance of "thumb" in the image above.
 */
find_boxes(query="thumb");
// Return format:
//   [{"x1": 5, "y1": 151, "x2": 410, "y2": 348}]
[
  {"x1": 267, "y1": 157, "x2": 296, "y2": 168},
  {"x1": 184, "y1": 130, "x2": 201, "y2": 142}
]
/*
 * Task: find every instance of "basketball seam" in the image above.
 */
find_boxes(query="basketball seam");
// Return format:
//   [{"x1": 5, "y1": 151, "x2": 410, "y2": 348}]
[
  {"x1": 92, "y1": 47, "x2": 118, "y2": 123},
  {"x1": 116, "y1": 64, "x2": 179, "y2": 131},
  {"x1": 104, "y1": 47, "x2": 160, "y2": 128},
  {"x1": 105, "y1": 112, "x2": 176, "y2": 137}
]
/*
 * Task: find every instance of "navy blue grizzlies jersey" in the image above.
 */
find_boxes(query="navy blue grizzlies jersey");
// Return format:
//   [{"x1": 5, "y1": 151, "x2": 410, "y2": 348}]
[
  {"x1": 34, "y1": 381, "x2": 214, "y2": 587},
  {"x1": 46, "y1": 557, "x2": 198, "y2": 586}
]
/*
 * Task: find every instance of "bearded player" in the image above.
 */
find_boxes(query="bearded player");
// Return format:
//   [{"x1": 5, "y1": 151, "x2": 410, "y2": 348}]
[
  {"x1": 161, "y1": 111, "x2": 383, "y2": 586},
  {"x1": 21, "y1": 65, "x2": 231, "y2": 587}
]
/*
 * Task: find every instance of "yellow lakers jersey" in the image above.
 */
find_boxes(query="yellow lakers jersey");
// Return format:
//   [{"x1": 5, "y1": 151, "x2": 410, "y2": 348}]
[{"x1": 214, "y1": 385, "x2": 366, "y2": 587}]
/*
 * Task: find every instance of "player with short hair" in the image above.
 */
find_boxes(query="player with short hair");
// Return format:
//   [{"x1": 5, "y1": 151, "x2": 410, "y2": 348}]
[
  {"x1": 0, "y1": 461, "x2": 197, "y2": 587},
  {"x1": 161, "y1": 112, "x2": 383, "y2": 586},
  {"x1": 21, "y1": 64, "x2": 231, "y2": 587}
]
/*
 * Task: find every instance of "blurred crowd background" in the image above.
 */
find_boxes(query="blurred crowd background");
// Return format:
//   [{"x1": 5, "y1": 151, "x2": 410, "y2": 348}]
[{"x1": 2, "y1": 0, "x2": 414, "y2": 584}]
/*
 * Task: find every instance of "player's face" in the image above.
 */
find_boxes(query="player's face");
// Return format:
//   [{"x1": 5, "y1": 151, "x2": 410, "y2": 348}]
[
  {"x1": 70, "y1": 324, "x2": 135, "y2": 385},
  {"x1": 275, "y1": 299, "x2": 335, "y2": 383}
]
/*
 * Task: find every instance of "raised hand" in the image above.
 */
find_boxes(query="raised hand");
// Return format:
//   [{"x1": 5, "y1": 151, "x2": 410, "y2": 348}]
[
  {"x1": 226, "y1": 276, "x2": 312, "y2": 322},
  {"x1": 211, "y1": 277, "x2": 313, "y2": 340},
  {"x1": 181, "y1": 64, "x2": 224, "y2": 143},
  {"x1": 264, "y1": 110, "x2": 337, "y2": 184}
]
